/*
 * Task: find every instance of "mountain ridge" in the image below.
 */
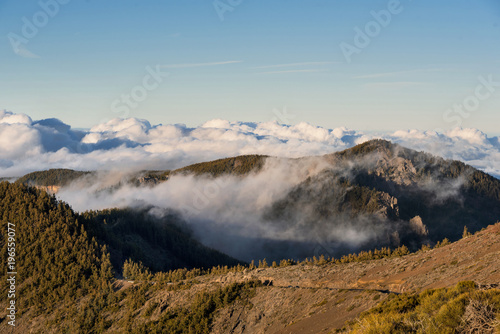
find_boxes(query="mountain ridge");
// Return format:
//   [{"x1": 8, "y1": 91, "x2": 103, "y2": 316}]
[{"x1": 13, "y1": 139, "x2": 500, "y2": 261}]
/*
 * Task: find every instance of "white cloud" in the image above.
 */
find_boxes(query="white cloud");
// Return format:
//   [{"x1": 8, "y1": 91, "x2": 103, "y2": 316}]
[
  {"x1": 252, "y1": 62, "x2": 337, "y2": 69},
  {"x1": 256, "y1": 69, "x2": 328, "y2": 75},
  {"x1": 0, "y1": 110, "x2": 498, "y2": 179},
  {"x1": 353, "y1": 68, "x2": 446, "y2": 79},
  {"x1": 160, "y1": 61, "x2": 242, "y2": 68},
  {"x1": 362, "y1": 81, "x2": 425, "y2": 89},
  {"x1": 57, "y1": 157, "x2": 337, "y2": 261},
  {"x1": 0, "y1": 110, "x2": 33, "y2": 125}
]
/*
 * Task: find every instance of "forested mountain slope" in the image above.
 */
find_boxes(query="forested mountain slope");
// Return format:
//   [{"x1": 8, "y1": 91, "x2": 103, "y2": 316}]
[{"x1": 0, "y1": 182, "x2": 241, "y2": 332}]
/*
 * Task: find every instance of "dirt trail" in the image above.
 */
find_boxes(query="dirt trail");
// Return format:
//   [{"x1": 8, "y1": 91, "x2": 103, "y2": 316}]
[{"x1": 208, "y1": 223, "x2": 500, "y2": 333}]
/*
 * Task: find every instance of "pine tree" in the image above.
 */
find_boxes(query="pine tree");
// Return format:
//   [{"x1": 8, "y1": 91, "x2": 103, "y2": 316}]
[{"x1": 462, "y1": 226, "x2": 472, "y2": 239}]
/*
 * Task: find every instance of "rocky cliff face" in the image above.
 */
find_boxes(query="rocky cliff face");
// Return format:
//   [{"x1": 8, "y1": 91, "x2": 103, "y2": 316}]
[
  {"x1": 35, "y1": 185, "x2": 61, "y2": 194},
  {"x1": 261, "y1": 139, "x2": 500, "y2": 257}
]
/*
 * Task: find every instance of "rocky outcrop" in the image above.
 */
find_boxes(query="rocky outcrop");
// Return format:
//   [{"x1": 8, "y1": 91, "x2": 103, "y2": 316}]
[
  {"x1": 409, "y1": 216, "x2": 428, "y2": 236},
  {"x1": 376, "y1": 192, "x2": 399, "y2": 219},
  {"x1": 35, "y1": 185, "x2": 61, "y2": 194}
]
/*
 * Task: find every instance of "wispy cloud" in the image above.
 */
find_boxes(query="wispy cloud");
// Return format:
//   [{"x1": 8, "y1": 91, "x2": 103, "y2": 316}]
[
  {"x1": 256, "y1": 69, "x2": 328, "y2": 75},
  {"x1": 253, "y1": 61, "x2": 337, "y2": 69},
  {"x1": 362, "y1": 81, "x2": 426, "y2": 88},
  {"x1": 161, "y1": 60, "x2": 242, "y2": 68},
  {"x1": 354, "y1": 68, "x2": 446, "y2": 79}
]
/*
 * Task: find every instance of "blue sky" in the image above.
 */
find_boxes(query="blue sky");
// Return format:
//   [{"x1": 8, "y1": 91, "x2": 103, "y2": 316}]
[{"x1": 1, "y1": 0, "x2": 499, "y2": 133}]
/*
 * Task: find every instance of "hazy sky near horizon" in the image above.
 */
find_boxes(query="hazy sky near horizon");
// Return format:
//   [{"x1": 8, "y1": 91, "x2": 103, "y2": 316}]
[{"x1": 1, "y1": 0, "x2": 499, "y2": 133}]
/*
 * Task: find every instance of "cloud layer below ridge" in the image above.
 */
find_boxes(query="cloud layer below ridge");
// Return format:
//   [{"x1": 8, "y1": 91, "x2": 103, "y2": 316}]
[{"x1": 1, "y1": 110, "x2": 499, "y2": 179}]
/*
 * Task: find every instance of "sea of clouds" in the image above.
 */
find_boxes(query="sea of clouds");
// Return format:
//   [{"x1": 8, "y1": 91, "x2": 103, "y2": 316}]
[{"x1": 1, "y1": 109, "x2": 499, "y2": 179}]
